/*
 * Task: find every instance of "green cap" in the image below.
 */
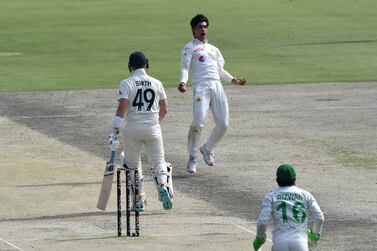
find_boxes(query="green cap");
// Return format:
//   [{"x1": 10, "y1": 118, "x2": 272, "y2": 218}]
[{"x1": 276, "y1": 164, "x2": 296, "y2": 183}]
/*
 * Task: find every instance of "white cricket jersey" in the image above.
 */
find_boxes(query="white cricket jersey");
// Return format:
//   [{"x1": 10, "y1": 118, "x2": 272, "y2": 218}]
[
  {"x1": 257, "y1": 186, "x2": 324, "y2": 244},
  {"x1": 117, "y1": 69, "x2": 167, "y2": 124},
  {"x1": 179, "y1": 38, "x2": 233, "y2": 84}
]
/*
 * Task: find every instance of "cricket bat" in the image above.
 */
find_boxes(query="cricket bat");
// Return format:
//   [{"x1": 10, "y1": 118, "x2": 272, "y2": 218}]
[{"x1": 97, "y1": 150, "x2": 116, "y2": 210}]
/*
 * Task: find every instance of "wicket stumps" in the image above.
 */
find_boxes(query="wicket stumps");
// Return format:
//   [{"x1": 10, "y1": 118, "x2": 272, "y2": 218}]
[{"x1": 116, "y1": 165, "x2": 140, "y2": 237}]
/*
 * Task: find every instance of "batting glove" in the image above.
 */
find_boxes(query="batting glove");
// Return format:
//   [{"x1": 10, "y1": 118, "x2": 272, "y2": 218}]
[
  {"x1": 108, "y1": 130, "x2": 120, "y2": 151},
  {"x1": 307, "y1": 229, "x2": 320, "y2": 241},
  {"x1": 253, "y1": 235, "x2": 266, "y2": 251}
]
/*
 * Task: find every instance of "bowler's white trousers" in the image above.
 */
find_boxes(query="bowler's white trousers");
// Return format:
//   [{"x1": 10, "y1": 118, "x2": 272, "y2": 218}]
[{"x1": 188, "y1": 79, "x2": 229, "y2": 156}]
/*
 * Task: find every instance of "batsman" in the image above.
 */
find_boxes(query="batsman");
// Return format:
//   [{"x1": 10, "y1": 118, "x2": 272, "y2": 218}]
[{"x1": 108, "y1": 51, "x2": 174, "y2": 210}]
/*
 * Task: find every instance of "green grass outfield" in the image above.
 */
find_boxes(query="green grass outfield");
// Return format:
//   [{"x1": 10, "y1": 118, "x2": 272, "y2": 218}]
[{"x1": 1, "y1": 0, "x2": 377, "y2": 92}]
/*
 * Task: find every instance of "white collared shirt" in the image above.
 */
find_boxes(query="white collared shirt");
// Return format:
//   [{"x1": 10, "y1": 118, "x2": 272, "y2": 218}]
[
  {"x1": 256, "y1": 185, "x2": 324, "y2": 243},
  {"x1": 179, "y1": 39, "x2": 233, "y2": 84},
  {"x1": 118, "y1": 68, "x2": 167, "y2": 124}
]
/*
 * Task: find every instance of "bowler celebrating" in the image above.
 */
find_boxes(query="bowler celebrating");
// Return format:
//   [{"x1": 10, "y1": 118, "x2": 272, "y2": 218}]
[{"x1": 178, "y1": 14, "x2": 246, "y2": 174}]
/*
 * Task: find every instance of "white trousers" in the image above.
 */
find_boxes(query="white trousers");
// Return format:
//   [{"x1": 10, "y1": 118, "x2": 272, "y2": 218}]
[
  {"x1": 188, "y1": 80, "x2": 229, "y2": 156},
  {"x1": 121, "y1": 123, "x2": 165, "y2": 169},
  {"x1": 121, "y1": 123, "x2": 166, "y2": 202},
  {"x1": 272, "y1": 241, "x2": 308, "y2": 251}
]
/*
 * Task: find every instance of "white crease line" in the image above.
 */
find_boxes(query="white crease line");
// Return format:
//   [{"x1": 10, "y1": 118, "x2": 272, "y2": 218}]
[
  {"x1": 0, "y1": 237, "x2": 24, "y2": 251},
  {"x1": 9, "y1": 114, "x2": 113, "y2": 119},
  {"x1": 232, "y1": 223, "x2": 272, "y2": 242}
]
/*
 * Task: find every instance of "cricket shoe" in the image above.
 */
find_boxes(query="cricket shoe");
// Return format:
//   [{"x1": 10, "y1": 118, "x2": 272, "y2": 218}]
[
  {"x1": 199, "y1": 145, "x2": 214, "y2": 166},
  {"x1": 130, "y1": 200, "x2": 145, "y2": 212},
  {"x1": 186, "y1": 155, "x2": 197, "y2": 173},
  {"x1": 159, "y1": 186, "x2": 173, "y2": 210}
]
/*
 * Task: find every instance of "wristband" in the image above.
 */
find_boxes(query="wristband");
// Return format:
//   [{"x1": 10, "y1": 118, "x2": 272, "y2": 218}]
[{"x1": 113, "y1": 115, "x2": 123, "y2": 128}]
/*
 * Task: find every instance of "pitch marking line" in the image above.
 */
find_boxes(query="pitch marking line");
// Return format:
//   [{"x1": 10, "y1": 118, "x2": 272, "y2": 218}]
[
  {"x1": 232, "y1": 223, "x2": 272, "y2": 243},
  {"x1": 0, "y1": 52, "x2": 22, "y2": 57},
  {"x1": 9, "y1": 114, "x2": 113, "y2": 119},
  {"x1": 0, "y1": 237, "x2": 24, "y2": 251}
]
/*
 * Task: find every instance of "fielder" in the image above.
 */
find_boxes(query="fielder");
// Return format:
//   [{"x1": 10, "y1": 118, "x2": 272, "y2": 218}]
[
  {"x1": 108, "y1": 51, "x2": 174, "y2": 210},
  {"x1": 178, "y1": 14, "x2": 246, "y2": 174},
  {"x1": 253, "y1": 164, "x2": 324, "y2": 251}
]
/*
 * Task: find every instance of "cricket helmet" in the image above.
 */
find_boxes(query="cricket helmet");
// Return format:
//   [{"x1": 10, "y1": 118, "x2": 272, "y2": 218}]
[{"x1": 128, "y1": 51, "x2": 148, "y2": 70}]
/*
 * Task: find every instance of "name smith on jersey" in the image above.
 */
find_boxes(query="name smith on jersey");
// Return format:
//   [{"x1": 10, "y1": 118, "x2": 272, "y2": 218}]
[{"x1": 135, "y1": 80, "x2": 152, "y2": 86}]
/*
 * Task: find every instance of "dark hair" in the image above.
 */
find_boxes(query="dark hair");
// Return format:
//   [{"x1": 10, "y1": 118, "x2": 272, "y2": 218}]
[
  {"x1": 277, "y1": 178, "x2": 296, "y2": 187},
  {"x1": 190, "y1": 14, "x2": 209, "y2": 28}
]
